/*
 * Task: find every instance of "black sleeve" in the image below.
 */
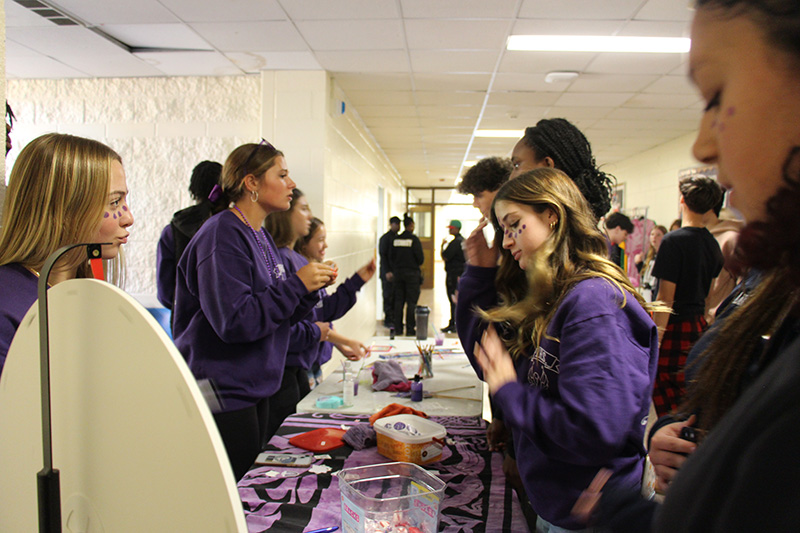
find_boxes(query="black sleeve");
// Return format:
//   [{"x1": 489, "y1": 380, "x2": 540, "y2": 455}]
[
  {"x1": 598, "y1": 488, "x2": 658, "y2": 533},
  {"x1": 413, "y1": 237, "x2": 424, "y2": 266},
  {"x1": 651, "y1": 236, "x2": 680, "y2": 283}
]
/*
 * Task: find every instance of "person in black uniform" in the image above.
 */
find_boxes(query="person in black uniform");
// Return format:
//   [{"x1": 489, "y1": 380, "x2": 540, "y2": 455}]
[
  {"x1": 391, "y1": 215, "x2": 424, "y2": 336},
  {"x1": 378, "y1": 216, "x2": 400, "y2": 328},
  {"x1": 440, "y1": 219, "x2": 465, "y2": 333}
]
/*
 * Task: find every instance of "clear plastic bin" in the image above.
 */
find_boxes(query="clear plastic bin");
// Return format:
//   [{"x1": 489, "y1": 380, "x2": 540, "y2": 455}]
[{"x1": 335, "y1": 462, "x2": 446, "y2": 533}]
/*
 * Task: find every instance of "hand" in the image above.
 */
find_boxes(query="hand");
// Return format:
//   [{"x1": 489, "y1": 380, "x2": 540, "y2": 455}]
[
  {"x1": 634, "y1": 252, "x2": 643, "y2": 264},
  {"x1": 322, "y1": 260, "x2": 339, "y2": 287},
  {"x1": 465, "y1": 218, "x2": 498, "y2": 267},
  {"x1": 649, "y1": 415, "x2": 697, "y2": 492},
  {"x1": 357, "y1": 258, "x2": 377, "y2": 283},
  {"x1": 503, "y1": 455, "x2": 524, "y2": 491},
  {"x1": 385, "y1": 271, "x2": 394, "y2": 282},
  {"x1": 474, "y1": 325, "x2": 517, "y2": 394},
  {"x1": 315, "y1": 321, "x2": 331, "y2": 342},
  {"x1": 335, "y1": 337, "x2": 368, "y2": 360},
  {"x1": 486, "y1": 418, "x2": 508, "y2": 452},
  {"x1": 297, "y1": 262, "x2": 336, "y2": 292},
  {"x1": 572, "y1": 468, "x2": 612, "y2": 524},
  {"x1": 442, "y1": 238, "x2": 448, "y2": 247}
]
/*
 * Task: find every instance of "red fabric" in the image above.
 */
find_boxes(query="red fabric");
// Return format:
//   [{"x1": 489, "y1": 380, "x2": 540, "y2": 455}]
[
  {"x1": 652, "y1": 315, "x2": 708, "y2": 417},
  {"x1": 369, "y1": 403, "x2": 428, "y2": 426},
  {"x1": 90, "y1": 258, "x2": 104, "y2": 280}
]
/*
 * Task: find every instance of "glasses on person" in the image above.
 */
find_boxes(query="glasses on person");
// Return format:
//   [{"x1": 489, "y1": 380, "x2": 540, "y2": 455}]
[{"x1": 243, "y1": 138, "x2": 276, "y2": 174}]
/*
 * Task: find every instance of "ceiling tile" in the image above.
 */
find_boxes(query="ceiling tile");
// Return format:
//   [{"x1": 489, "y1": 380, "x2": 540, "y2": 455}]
[
  {"x1": 643, "y1": 75, "x2": 696, "y2": 94},
  {"x1": 415, "y1": 91, "x2": 485, "y2": 106},
  {"x1": 410, "y1": 50, "x2": 499, "y2": 74},
  {"x1": 346, "y1": 91, "x2": 417, "y2": 106},
  {"x1": 190, "y1": 21, "x2": 308, "y2": 52},
  {"x1": 413, "y1": 73, "x2": 491, "y2": 91},
  {"x1": 511, "y1": 19, "x2": 624, "y2": 35},
  {"x1": 296, "y1": 19, "x2": 405, "y2": 50},
  {"x1": 5, "y1": 0, "x2": 55, "y2": 27},
  {"x1": 315, "y1": 50, "x2": 409, "y2": 72},
  {"x1": 587, "y1": 52, "x2": 686, "y2": 75},
  {"x1": 486, "y1": 91, "x2": 561, "y2": 107},
  {"x1": 404, "y1": 19, "x2": 510, "y2": 50},
  {"x1": 568, "y1": 73, "x2": 659, "y2": 93},
  {"x1": 400, "y1": 0, "x2": 519, "y2": 18},
  {"x1": 498, "y1": 51, "x2": 596, "y2": 75},
  {"x1": 6, "y1": 52, "x2": 90, "y2": 78},
  {"x1": 134, "y1": 50, "x2": 242, "y2": 76},
  {"x1": 635, "y1": 0, "x2": 695, "y2": 22},
  {"x1": 619, "y1": 20, "x2": 691, "y2": 37},
  {"x1": 7, "y1": 25, "x2": 128, "y2": 56},
  {"x1": 555, "y1": 92, "x2": 634, "y2": 108},
  {"x1": 623, "y1": 92, "x2": 701, "y2": 109},
  {"x1": 333, "y1": 73, "x2": 413, "y2": 91},
  {"x1": 519, "y1": 0, "x2": 643, "y2": 20},
  {"x1": 282, "y1": 0, "x2": 399, "y2": 20},
  {"x1": 54, "y1": 0, "x2": 178, "y2": 24},
  {"x1": 100, "y1": 24, "x2": 213, "y2": 50},
  {"x1": 225, "y1": 51, "x2": 322, "y2": 72},
  {"x1": 159, "y1": 0, "x2": 286, "y2": 22}
]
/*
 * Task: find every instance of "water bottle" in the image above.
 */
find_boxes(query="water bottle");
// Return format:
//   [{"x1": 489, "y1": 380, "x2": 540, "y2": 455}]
[{"x1": 415, "y1": 306, "x2": 430, "y2": 341}]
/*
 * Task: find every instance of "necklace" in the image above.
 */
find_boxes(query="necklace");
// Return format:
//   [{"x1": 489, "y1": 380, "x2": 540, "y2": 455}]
[{"x1": 232, "y1": 205, "x2": 282, "y2": 279}]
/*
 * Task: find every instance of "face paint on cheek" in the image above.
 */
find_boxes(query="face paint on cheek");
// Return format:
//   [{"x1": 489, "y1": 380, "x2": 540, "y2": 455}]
[
  {"x1": 726, "y1": 107, "x2": 735, "y2": 117},
  {"x1": 104, "y1": 212, "x2": 109, "y2": 218},
  {"x1": 122, "y1": 205, "x2": 128, "y2": 211}
]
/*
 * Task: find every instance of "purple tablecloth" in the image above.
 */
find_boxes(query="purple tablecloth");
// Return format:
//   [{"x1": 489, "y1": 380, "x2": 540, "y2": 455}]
[{"x1": 238, "y1": 412, "x2": 528, "y2": 532}]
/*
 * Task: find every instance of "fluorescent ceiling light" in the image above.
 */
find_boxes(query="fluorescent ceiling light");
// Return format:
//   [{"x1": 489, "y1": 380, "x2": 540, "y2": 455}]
[
  {"x1": 507, "y1": 35, "x2": 690, "y2": 54},
  {"x1": 474, "y1": 130, "x2": 523, "y2": 138}
]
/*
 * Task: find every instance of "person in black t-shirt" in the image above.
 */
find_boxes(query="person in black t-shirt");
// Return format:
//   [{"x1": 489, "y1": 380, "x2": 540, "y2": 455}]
[{"x1": 651, "y1": 175, "x2": 724, "y2": 416}]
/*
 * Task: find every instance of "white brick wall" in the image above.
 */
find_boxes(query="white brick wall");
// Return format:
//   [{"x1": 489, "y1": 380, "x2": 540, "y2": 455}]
[{"x1": 6, "y1": 73, "x2": 405, "y2": 350}]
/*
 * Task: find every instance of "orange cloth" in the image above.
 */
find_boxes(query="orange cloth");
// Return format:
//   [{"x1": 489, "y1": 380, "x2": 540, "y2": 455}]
[{"x1": 369, "y1": 403, "x2": 428, "y2": 426}]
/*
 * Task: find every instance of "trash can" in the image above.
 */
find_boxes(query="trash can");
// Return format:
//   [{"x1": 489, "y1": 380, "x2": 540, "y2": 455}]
[{"x1": 415, "y1": 306, "x2": 430, "y2": 341}]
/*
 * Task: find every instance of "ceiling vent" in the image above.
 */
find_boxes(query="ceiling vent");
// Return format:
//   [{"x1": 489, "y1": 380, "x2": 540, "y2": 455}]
[{"x1": 14, "y1": 0, "x2": 79, "y2": 26}]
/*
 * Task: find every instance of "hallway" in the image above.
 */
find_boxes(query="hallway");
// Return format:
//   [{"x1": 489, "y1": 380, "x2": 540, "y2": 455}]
[{"x1": 377, "y1": 261, "x2": 461, "y2": 340}]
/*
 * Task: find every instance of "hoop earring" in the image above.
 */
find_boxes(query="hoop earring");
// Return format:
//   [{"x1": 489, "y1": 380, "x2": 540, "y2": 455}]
[{"x1": 250, "y1": 190, "x2": 259, "y2": 203}]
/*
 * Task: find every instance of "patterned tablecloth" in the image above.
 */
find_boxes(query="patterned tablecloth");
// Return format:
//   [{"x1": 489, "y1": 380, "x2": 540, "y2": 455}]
[{"x1": 238, "y1": 412, "x2": 528, "y2": 532}]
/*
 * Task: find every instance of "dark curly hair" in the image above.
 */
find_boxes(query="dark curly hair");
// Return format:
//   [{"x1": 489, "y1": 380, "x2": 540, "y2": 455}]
[
  {"x1": 188, "y1": 160, "x2": 223, "y2": 202},
  {"x1": 521, "y1": 118, "x2": 614, "y2": 220},
  {"x1": 457, "y1": 156, "x2": 513, "y2": 195}
]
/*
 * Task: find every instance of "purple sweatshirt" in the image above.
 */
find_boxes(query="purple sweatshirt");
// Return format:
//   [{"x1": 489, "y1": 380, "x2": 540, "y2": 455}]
[
  {"x1": 277, "y1": 247, "x2": 365, "y2": 369},
  {"x1": 456, "y1": 265, "x2": 658, "y2": 529},
  {"x1": 173, "y1": 211, "x2": 319, "y2": 412},
  {"x1": 155, "y1": 224, "x2": 175, "y2": 309},
  {"x1": 0, "y1": 264, "x2": 39, "y2": 377}
]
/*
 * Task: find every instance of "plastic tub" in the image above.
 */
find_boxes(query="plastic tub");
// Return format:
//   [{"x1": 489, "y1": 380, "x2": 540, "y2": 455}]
[
  {"x1": 373, "y1": 414, "x2": 446, "y2": 465},
  {"x1": 336, "y1": 462, "x2": 446, "y2": 533}
]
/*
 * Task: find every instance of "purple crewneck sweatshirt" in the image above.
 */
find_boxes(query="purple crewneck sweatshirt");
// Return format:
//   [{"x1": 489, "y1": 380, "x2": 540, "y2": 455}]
[
  {"x1": 277, "y1": 247, "x2": 365, "y2": 369},
  {"x1": 173, "y1": 210, "x2": 319, "y2": 411},
  {"x1": 0, "y1": 264, "x2": 39, "y2": 377},
  {"x1": 456, "y1": 264, "x2": 658, "y2": 529}
]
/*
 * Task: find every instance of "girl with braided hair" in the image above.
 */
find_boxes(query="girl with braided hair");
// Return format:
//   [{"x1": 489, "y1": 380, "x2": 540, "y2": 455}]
[{"x1": 510, "y1": 118, "x2": 614, "y2": 221}]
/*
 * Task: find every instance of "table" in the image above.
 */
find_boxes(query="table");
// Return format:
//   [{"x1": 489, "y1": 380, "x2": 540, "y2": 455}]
[
  {"x1": 297, "y1": 337, "x2": 486, "y2": 417},
  {"x1": 238, "y1": 413, "x2": 528, "y2": 532}
]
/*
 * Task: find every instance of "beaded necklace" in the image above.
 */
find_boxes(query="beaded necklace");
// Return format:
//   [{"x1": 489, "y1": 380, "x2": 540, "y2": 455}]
[{"x1": 232, "y1": 204, "x2": 281, "y2": 279}]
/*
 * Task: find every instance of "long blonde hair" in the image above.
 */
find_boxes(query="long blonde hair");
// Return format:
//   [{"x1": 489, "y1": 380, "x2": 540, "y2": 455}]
[
  {"x1": 0, "y1": 133, "x2": 123, "y2": 282},
  {"x1": 481, "y1": 168, "x2": 663, "y2": 358}
]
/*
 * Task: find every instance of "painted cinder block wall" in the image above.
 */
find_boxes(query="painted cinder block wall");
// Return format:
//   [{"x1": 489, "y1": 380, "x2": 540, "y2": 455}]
[{"x1": 6, "y1": 72, "x2": 406, "y2": 350}]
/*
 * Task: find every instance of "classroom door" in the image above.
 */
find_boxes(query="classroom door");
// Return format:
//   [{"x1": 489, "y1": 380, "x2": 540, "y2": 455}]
[{"x1": 410, "y1": 205, "x2": 434, "y2": 289}]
